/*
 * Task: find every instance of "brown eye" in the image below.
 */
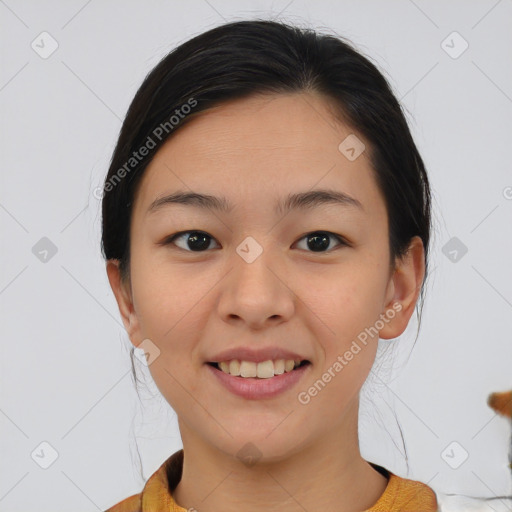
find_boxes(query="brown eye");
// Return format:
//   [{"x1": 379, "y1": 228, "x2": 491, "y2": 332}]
[
  {"x1": 161, "y1": 230, "x2": 348, "y2": 254},
  {"x1": 295, "y1": 231, "x2": 347, "y2": 252},
  {"x1": 164, "y1": 231, "x2": 220, "y2": 252}
]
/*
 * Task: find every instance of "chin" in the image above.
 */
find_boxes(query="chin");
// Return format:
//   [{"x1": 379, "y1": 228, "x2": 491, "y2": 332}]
[{"x1": 206, "y1": 429, "x2": 308, "y2": 467}]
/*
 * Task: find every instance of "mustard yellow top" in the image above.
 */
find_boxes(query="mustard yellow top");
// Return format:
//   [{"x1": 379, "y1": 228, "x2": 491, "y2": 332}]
[{"x1": 104, "y1": 449, "x2": 439, "y2": 512}]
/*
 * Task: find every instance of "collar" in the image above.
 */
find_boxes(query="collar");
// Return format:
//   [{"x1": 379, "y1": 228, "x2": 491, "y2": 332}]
[{"x1": 140, "y1": 449, "x2": 437, "y2": 511}]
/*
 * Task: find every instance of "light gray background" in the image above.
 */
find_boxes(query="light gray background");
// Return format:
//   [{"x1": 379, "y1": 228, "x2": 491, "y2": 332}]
[{"x1": 1, "y1": 1, "x2": 511, "y2": 511}]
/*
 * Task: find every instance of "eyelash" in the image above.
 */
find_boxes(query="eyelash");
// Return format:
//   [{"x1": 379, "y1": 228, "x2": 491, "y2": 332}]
[{"x1": 160, "y1": 230, "x2": 349, "y2": 253}]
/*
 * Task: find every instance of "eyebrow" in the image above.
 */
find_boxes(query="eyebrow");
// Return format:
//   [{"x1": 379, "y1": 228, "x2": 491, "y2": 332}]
[{"x1": 146, "y1": 188, "x2": 364, "y2": 216}]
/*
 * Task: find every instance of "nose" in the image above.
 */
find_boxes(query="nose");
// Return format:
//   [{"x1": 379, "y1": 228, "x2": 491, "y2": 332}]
[{"x1": 217, "y1": 248, "x2": 295, "y2": 329}]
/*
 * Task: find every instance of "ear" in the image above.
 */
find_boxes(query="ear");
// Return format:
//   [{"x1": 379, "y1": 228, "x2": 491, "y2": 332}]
[
  {"x1": 379, "y1": 236, "x2": 425, "y2": 340},
  {"x1": 106, "y1": 259, "x2": 142, "y2": 348}
]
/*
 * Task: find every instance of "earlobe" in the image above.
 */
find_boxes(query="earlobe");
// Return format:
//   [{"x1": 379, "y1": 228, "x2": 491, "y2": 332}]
[
  {"x1": 379, "y1": 236, "x2": 425, "y2": 340},
  {"x1": 106, "y1": 260, "x2": 141, "y2": 346}
]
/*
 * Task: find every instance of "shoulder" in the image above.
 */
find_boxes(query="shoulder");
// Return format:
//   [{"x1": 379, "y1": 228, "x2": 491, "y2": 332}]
[
  {"x1": 104, "y1": 492, "x2": 142, "y2": 512},
  {"x1": 367, "y1": 472, "x2": 439, "y2": 512},
  {"x1": 102, "y1": 450, "x2": 182, "y2": 512}
]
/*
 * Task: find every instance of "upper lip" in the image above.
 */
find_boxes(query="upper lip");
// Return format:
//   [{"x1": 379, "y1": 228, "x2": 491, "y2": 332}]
[{"x1": 208, "y1": 347, "x2": 309, "y2": 364}]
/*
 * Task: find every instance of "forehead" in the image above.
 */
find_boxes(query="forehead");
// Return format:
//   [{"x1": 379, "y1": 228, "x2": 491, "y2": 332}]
[
  {"x1": 132, "y1": 92, "x2": 384, "y2": 221},
  {"x1": 165, "y1": 92, "x2": 354, "y2": 157}
]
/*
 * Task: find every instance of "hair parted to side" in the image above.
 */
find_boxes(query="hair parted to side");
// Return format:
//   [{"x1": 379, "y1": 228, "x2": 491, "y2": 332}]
[{"x1": 101, "y1": 19, "x2": 433, "y2": 478}]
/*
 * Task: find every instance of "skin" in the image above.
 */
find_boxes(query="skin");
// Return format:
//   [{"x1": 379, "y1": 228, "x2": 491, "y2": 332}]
[{"x1": 107, "y1": 92, "x2": 425, "y2": 512}]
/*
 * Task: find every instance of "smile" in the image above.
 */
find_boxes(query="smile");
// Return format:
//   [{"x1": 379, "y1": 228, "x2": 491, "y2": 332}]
[{"x1": 206, "y1": 360, "x2": 311, "y2": 400}]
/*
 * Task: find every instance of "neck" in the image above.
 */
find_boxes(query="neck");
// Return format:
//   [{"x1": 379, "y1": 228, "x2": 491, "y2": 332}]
[{"x1": 172, "y1": 401, "x2": 388, "y2": 512}]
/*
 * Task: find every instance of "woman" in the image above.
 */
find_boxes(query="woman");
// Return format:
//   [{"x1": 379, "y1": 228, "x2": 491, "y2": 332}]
[{"x1": 102, "y1": 19, "x2": 438, "y2": 511}]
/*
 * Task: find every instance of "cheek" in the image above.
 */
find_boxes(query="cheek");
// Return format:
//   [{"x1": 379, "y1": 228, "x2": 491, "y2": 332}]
[
  {"x1": 304, "y1": 281, "x2": 382, "y2": 413},
  {"x1": 130, "y1": 246, "x2": 208, "y2": 337},
  {"x1": 129, "y1": 250, "x2": 219, "y2": 383},
  {"x1": 301, "y1": 265, "x2": 385, "y2": 341},
  {"x1": 132, "y1": 265, "x2": 208, "y2": 407}
]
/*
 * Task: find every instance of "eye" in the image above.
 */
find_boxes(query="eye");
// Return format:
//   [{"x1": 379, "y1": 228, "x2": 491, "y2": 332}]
[
  {"x1": 162, "y1": 231, "x2": 220, "y2": 252},
  {"x1": 294, "y1": 231, "x2": 348, "y2": 253},
  {"x1": 161, "y1": 230, "x2": 348, "y2": 253}
]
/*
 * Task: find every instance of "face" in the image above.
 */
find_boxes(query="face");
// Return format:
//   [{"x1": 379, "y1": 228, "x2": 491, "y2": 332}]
[{"x1": 108, "y1": 92, "x2": 423, "y2": 463}]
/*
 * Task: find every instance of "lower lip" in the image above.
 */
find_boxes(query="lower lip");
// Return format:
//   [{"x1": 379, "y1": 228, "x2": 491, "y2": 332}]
[{"x1": 206, "y1": 363, "x2": 311, "y2": 400}]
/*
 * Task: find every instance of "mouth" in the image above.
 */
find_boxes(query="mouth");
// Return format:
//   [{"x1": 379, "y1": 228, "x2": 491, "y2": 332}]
[
  {"x1": 206, "y1": 359, "x2": 311, "y2": 378},
  {"x1": 206, "y1": 359, "x2": 312, "y2": 400}
]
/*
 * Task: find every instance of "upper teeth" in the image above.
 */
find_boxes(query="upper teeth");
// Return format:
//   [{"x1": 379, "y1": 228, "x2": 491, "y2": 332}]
[{"x1": 217, "y1": 359, "x2": 302, "y2": 379}]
